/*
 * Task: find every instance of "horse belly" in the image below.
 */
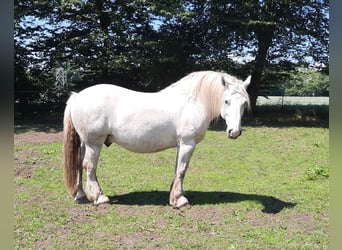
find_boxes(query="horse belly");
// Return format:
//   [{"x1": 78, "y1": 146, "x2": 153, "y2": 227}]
[
  {"x1": 112, "y1": 129, "x2": 177, "y2": 153},
  {"x1": 110, "y1": 119, "x2": 178, "y2": 153}
]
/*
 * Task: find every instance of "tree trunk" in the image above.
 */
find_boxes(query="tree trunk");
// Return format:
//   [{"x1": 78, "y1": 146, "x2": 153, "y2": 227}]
[{"x1": 248, "y1": 28, "x2": 275, "y2": 111}]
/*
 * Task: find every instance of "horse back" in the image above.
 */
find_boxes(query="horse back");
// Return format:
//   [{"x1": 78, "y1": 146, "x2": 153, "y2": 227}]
[{"x1": 68, "y1": 84, "x2": 209, "y2": 152}]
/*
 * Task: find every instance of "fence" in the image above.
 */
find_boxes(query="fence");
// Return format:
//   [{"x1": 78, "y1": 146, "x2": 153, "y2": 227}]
[{"x1": 256, "y1": 96, "x2": 329, "y2": 112}]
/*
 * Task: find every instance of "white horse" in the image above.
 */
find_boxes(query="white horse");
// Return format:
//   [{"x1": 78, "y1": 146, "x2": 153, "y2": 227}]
[{"x1": 63, "y1": 71, "x2": 250, "y2": 208}]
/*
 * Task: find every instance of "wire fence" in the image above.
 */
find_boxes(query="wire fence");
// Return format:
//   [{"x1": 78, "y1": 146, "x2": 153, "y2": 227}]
[
  {"x1": 256, "y1": 96, "x2": 329, "y2": 112},
  {"x1": 14, "y1": 92, "x2": 329, "y2": 123}
]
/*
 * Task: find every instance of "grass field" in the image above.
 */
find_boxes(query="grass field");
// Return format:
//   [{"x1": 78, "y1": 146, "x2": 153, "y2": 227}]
[
  {"x1": 14, "y1": 124, "x2": 329, "y2": 249},
  {"x1": 257, "y1": 96, "x2": 329, "y2": 106},
  {"x1": 256, "y1": 96, "x2": 329, "y2": 115}
]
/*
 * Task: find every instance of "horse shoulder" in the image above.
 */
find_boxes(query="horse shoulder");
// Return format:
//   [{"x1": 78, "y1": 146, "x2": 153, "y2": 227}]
[{"x1": 176, "y1": 101, "x2": 209, "y2": 143}]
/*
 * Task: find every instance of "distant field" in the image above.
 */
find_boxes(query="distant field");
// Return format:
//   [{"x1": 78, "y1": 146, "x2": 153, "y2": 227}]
[
  {"x1": 257, "y1": 96, "x2": 329, "y2": 106},
  {"x1": 255, "y1": 96, "x2": 329, "y2": 115}
]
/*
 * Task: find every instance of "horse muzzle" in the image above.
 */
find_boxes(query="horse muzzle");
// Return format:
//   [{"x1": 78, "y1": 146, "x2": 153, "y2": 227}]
[{"x1": 228, "y1": 129, "x2": 242, "y2": 139}]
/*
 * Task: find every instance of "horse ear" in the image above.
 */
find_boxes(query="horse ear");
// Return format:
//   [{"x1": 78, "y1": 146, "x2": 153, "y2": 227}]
[
  {"x1": 221, "y1": 76, "x2": 226, "y2": 87},
  {"x1": 243, "y1": 75, "x2": 251, "y2": 88}
]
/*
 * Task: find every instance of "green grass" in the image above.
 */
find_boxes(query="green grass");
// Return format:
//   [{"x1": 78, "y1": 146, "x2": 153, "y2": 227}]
[
  {"x1": 257, "y1": 96, "x2": 329, "y2": 106},
  {"x1": 14, "y1": 125, "x2": 329, "y2": 249}
]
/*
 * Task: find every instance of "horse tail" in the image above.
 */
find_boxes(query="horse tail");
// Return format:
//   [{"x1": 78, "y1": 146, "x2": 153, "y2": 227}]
[{"x1": 63, "y1": 94, "x2": 82, "y2": 197}]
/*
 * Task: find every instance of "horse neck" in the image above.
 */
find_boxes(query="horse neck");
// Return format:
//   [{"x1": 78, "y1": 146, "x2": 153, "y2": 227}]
[
  {"x1": 162, "y1": 72, "x2": 225, "y2": 122},
  {"x1": 194, "y1": 78, "x2": 225, "y2": 123}
]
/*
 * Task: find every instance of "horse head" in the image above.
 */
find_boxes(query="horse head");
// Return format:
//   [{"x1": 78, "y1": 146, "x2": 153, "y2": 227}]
[{"x1": 220, "y1": 75, "x2": 251, "y2": 139}]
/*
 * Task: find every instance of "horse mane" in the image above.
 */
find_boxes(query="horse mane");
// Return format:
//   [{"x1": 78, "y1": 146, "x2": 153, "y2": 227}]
[
  {"x1": 174, "y1": 71, "x2": 250, "y2": 122},
  {"x1": 189, "y1": 71, "x2": 226, "y2": 122}
]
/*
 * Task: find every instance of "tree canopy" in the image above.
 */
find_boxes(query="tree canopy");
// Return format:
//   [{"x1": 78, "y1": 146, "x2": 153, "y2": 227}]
[{"x1": 15, "y1": 0, "x2": 329, "y2": 109}]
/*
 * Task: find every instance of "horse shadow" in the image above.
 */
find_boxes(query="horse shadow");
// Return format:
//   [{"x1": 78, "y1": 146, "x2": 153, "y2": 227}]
[{"x1": 108, "y1": 191, "x2": 296, "y2": 214}]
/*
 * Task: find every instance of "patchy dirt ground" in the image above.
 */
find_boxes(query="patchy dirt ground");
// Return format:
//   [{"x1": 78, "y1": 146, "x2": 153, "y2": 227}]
[
  {"x1": 14, "y1": 131, "x2": 63, "y2": 179},
  {"x1": 14, "y1": 131, "x2": 63, "y2": 146},
  {"x1": 14, "y1": 127, "x2": 328, "y2": 249}
]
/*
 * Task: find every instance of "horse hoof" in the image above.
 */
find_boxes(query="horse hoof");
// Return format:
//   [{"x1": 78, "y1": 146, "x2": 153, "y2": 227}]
[
  {"x1": 173, "y1": 196, "x2": 191, "y2": 209},
  {"x1": 176, "y1": 203, "x2": 191, "y2": 210},
  {"x1": 75, "y1": 196, "x2": 89, "y2": 204},
  {"x1": 95, "y1": 194, "x2": 110, "y2": 205},
  {"x1": 74, "y1": 191, "x2": 89, "y2": 204}
]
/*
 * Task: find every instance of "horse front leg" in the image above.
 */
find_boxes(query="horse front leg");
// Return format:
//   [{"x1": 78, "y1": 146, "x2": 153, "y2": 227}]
[
  {"x1": 83, "y1": 143, "x2": 109, "y2": 205},
  {"x1": 169, "y1": 140, "x2": 196, "y2": 209}
]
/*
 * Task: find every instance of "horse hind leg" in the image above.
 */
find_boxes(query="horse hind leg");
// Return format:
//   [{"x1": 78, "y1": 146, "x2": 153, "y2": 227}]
[
  {"x1": 83, "y1": 142, "x2": 109, "y2": 205},
  {"x1": 74, "y1": 143, "x2": 87, "y2": 203},
  {"x1": 74, "y1": 171, "x2": 88, "y2": 203}
]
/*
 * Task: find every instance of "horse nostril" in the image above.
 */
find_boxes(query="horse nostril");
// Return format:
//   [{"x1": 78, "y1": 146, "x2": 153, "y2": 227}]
[
  {"x1": 228, "y1": 129, "x2": 242, "y2": 139},
  {"x1": 228, "y1": 129, "x2": 233, "y2": 138}
]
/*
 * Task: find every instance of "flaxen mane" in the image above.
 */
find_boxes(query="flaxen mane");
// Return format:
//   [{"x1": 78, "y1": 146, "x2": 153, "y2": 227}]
[
  {"x1": 191, "y1": 71, "x2": 226, "y2": 122},
  {"x1": 180, "y1": 71, "x2": 250, "y2": 122}
]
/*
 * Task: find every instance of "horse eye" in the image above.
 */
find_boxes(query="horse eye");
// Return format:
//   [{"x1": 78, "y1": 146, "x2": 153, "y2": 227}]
[{"x1": 225, "y1": 100, "x2": 230, "y2": 105}]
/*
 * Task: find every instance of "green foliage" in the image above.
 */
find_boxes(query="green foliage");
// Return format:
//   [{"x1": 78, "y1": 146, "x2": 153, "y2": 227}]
[
  {"x1": 306, "y1": 166, "x2": 329, "y2": 180},
  {"x1": 285, "y1": 68, "x2": 329, "y2": 96},
  {"x1": 15, "y1": 0, "x2": 329, "y2": 108}
]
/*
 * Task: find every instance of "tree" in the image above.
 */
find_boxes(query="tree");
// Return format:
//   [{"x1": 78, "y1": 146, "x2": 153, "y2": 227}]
[
  {"x1": 285, "y1": 67, "x2": 329, "y2": 96},
  {"x1": 161, "y1": 0, "x2": 329, "y2": 109},
  {"x1": 15, "y1": 0, "x2": 329, "y2": 111}
]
